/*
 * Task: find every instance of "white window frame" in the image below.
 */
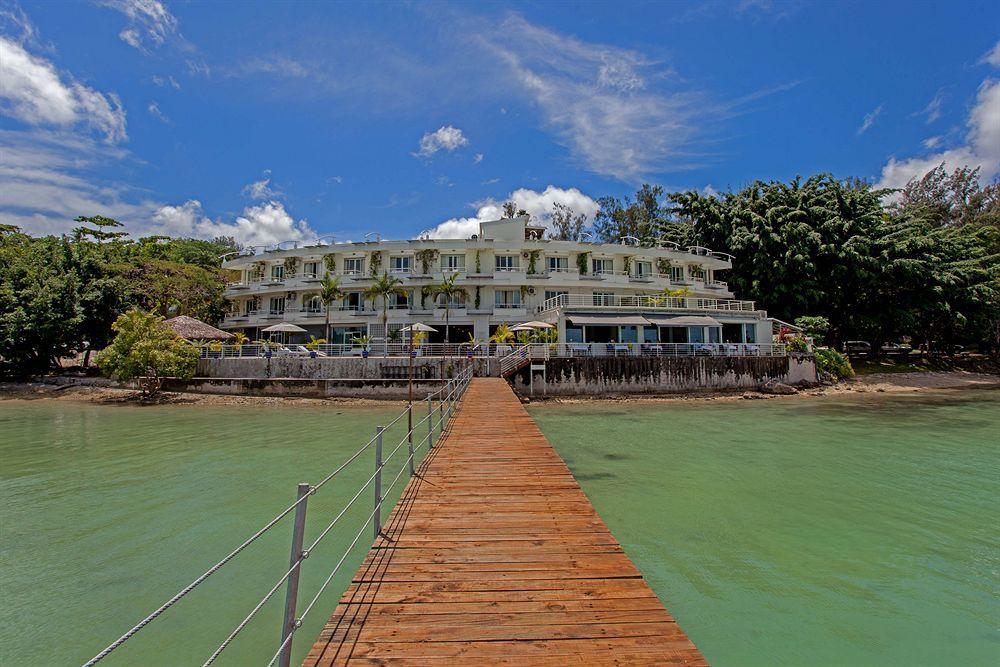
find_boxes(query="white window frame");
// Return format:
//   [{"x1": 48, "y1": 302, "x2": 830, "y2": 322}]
[
  {"x1": 547, "y1": 256, "x2": 568, "y2": 272},
  {"x1": 592, "y1": 292, "x2": 615, "y2": 307},
  {"x1": 442, "y1": 254, "x2": 466, "y2": 271},
  {"x1": 670, "y1": 265, "x2": 685, "y2": 282},
  {"x1": 494, "y1": 289, "x2": 521, "y2": 308},
  {"x1": 343, "y1": 257, "x2": 364, "y2": 275},
  {"x1": 495, "y1": 255, "x2": 519, "y2": 272},
  {"x1": 270, "y1": 265, "x2": 285, "y2": 281},
  {"x1": 303, "y1": 261, "x2": 320, "y2": 279},
  {"x1": 592, "y1": 258, "x2": 613, "y2": 275},
  {"x1": 390, "y1": 256, "x2": 412, "y2": 274},
  {"x1": 343, "y1": 291, "x2": 364, "y2": 311},
  {"x1": 635, "y1": 261, "x2": 652, "y2": 278},
  {"x1": 269, "y1": 296, "x2": 286, "y2": 315},
  {"x1": 302, "y1": 295, "x2": 322, "y2": 313}
]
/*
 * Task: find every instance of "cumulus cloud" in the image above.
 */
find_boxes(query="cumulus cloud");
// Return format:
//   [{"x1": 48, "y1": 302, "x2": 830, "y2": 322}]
[
  {"x1": 857, "y1": 104, "x2": 883, "y2": 135},
  {"x1": 426, "y1": 185, "x2": 599, "y2": 239},
  {"x1": 0, "y1": 36, "x2": 127, "y2": 142},
  {"x1": 483, "y1": 16, "x2": 704, "y2": 182},
  {"x1": 919, "y1": 90, "x2": 945, "y2": 124},
  {"x1": 876, "y1": 78, "x2": 1000, "y2": 190},
  {"x1": 150, "y1": 200, "x2": 317, "y2": 246},
  {"x1": 242, "y1": 171, "x2": 283, "y2": 200},
  {"x1": 98, "y1": 0, "x2": 178, "y2": 52},
  {"x1": 414, "y1": 125, "x2": 468, "y2": 157}
]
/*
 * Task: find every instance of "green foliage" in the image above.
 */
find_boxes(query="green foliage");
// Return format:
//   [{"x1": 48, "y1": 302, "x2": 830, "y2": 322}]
[
  {"x1": 576, "y1": 251, "x2": 590, "y2": 275},
  {"x1": 490, "y1": 323, "x2": 514, "y2": 344},
  {"x1": 318, "y1": 275, "x2": 344, "y2": 341},
  {"x1": 415, "y1": 248, "x2": 439, "y2": 274},
  {"x1": 814, "y1": 348, "x2": 855, "y2": 380},
  {"x1": 323, "y1": 253, "x2": 337, "y2": 273},
  {"x1": 794, "y1": 315, "x2": 831, "y2": 344},
  {"x1": 368, "y1": 251, "x2": 382, "y2": 277},
  {"x1": 550, "y1": 203, "x2": 589, "y2": 241},
  {"x1": 593, "y1": 184, "x2": 666, "y2": 244},
  {"x1": 96, "y1": 309, "x2": 198, "y2": 395},
  {"x1": 429, "y1": 272, "x2": 465, "y2": 342},
  {"x1": 526, "y1": 250, "x2": 541, "y2": 275},
  {"x1": 786, "y1": 336, "x2": 810, "y2": 353},
  {"x1": 283, "y1": 256, "x2": 298, "y2": 278}
]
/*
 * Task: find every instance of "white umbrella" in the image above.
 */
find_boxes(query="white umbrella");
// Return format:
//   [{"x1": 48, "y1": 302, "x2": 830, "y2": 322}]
[
  {"x1": 510, "y1": 324, "x2": 535, "y2": 332},
  {"x1": 518, "y1": 321, "x2": 555, "y2": 329},
  {"x1": 399, "y1": 323, "x2": 438, "y2": 332},
  {"x1": 261, "y1": 323, "x2": 308, "y2": 333}
]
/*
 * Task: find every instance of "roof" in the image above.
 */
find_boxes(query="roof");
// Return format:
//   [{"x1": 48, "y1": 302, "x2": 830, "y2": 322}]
[
  {"x1": 643, "y1": 315, "x2": 722, "y2": 327},
  {"x1": 567, "y1": 314, "x2": 651, "y2": 326},
  {"x1": 164, "y1": 315, "x2": 235, "y2": 341}
]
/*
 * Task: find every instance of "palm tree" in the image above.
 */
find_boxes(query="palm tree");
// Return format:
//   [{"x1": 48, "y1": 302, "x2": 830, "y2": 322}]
[
  {"x1": 365, "y1": 272, "x2": 405, "y2": 356},
  {"x1": 429, "y1": 272, "x2": 465, "y2": 345},
  {"x1": 318, "y1": 275, "x2": 344, "y2": 343}
]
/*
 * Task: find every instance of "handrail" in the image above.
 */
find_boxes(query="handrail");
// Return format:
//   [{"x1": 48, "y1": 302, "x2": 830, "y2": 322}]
[{"x1": 83, "y1": 367, "x2": 474, "y2": 667}]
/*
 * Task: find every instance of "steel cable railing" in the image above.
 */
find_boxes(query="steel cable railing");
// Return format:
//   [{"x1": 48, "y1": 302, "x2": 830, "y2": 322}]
[{"x1": 83, "y1": 367, "x2": 473, "y2": 667}]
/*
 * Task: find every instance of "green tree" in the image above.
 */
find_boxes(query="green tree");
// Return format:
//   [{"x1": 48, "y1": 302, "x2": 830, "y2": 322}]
[
  {"x1": 429, "y1": 272, "x2": 465, "y2": 344},
  {"x1": 593, "y1": 184, "x2": 666, "y2": 244},
  {"x1": 73, "y1": 215, "x2": 129, "y2": 243},
  {"x1": 549, "y1": 203, "x2": 589, "y2": 241},
  {"x1": 793, "y1": 316, "x2": 831, "y2": 345},
  {"x1": 96, "y1": 309, "x2": 198, "y2": 396},
  {"x1": 364, "y1": 273, "x2": 405, "y2": 355},
  {"x1": 318, "y1": 274, "x2": 344, "y2": 342}
]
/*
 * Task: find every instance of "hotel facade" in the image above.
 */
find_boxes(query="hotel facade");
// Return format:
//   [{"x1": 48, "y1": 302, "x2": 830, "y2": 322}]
[{"x1": 220, "y1": 216, "x2": 772, "y2": 349}]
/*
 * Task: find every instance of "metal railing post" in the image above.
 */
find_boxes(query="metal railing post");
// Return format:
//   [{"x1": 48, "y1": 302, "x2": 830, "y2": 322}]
[
  {"x1": 406, "y1": 404, "x2": 415, "y2": 476},
  {"x1": 427, "y1": 394, "x2": 434, "y2": 448},
  {"x1": 373, "y1": 426, "x2": 384, "y2": 539},
  {"x1": 277, "y1": 482, "x2": 310, "y2": 667}
]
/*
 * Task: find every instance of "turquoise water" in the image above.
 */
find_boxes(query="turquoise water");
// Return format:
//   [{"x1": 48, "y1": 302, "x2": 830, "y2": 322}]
[
  {"x1": 2, "y1": 392, "x2": 998, "y2": 666},
  {"x1": 0, "y1": 399, "x2": 421, "y2": 666},
  {"x1": 530, "y1": 390, "x2": 1000, "y2": 666}
]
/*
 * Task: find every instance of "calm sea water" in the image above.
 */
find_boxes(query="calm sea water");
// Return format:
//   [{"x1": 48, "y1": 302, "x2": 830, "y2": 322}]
[
  {"x1": 0, "y1": 400, "x2": 413, "y2": 666},
  {"x1": 1, "y1": 392, "x2": 997, "y2": 666},
  {"x1": 530, "y1": 390, "x2": 1000, "y2": 666}
]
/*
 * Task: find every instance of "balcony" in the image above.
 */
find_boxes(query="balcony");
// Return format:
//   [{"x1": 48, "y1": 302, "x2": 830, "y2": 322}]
[{"x1": 538, "y1": 293, "x2": 757, "y2": 315}]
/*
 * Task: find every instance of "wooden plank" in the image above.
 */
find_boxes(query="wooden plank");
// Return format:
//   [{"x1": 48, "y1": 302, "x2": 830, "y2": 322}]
[{"x1": 303, "y1": 378, "x2": 706, "y2": 666}]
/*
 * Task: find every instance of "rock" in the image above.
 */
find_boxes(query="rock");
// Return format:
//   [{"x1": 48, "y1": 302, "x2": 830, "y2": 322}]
[
  {"x1": 742, "y1": 392, "x2": 766, "y2": 400},
  {"x1": 759, "y1": 379, "x2": 799, "y2": 395}
]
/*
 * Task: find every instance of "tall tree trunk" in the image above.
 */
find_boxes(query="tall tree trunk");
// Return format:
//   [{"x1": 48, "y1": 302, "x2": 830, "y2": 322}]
[{"x1": 83, "y1": 346, "x2": 92, "y2": 368}]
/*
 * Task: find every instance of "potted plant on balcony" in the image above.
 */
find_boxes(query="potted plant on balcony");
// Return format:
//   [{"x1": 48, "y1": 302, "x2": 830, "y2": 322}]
[{"x1": 305, "y1": 336, "x2": 327, "y2": 358}]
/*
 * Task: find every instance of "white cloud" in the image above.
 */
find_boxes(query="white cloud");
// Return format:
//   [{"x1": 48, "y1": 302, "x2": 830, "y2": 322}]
[
  {"x1": 484, "y1": 16, "x2": 705, "y2": 182},
  {"x1": 147, "y1": 101, "x2": 169, "y2": 123},
  {"x1": 152, "y1": 74, "x2": 180, "y2": 89},
  {"x1": 242, "y1": 171, "x2": 283, "y2": 200},
  {"x1": 922, "y1": 135, "x2": 942, "y2": 149},
  {"x1": 150, "y1": 200, "x2": 317, "y2": 246},
  {"x1": 857, "y1": 104, "x2": 883, "y2": 135},
  {"x1": 980, "y1": 40, "x2": 1000, "y2": 67},
  {"x1": 415, "y1": 125, "x2": 468, "y2": 157},
  {"x1": 877, "y1": 78, "x2": 1000, "y2": 190},
  {"x1": 473, "y1": 153, "x2": 484, "y2": 164},
  {"x1": 98, "y1": 0, "x2": 178, "y2": 52},
  {"x1": 427, "y1": 185, "x2": 599, "y2": 239},
  {"x1": 0, "y1": 36, "x2": 127, "y2": 142},
  {"x1": 234, "y1": 54, "x2": 313, "y2": 78},
  {"x1": 920, "y1": 90, "x2": 944, "y2": 123}
]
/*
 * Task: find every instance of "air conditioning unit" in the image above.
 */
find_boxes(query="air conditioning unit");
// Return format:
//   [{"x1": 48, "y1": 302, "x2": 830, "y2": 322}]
[
  {"x1": 522, "y1": 252, "x2": 530, "y2": 258},
  {"x1": 528, "y1": 287, "x2": 535, "y2": 295}
]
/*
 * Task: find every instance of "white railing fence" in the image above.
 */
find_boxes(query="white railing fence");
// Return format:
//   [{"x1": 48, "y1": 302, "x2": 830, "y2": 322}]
[{"x1": 537, "y1": 293, "x2": 756, "y2": 313}]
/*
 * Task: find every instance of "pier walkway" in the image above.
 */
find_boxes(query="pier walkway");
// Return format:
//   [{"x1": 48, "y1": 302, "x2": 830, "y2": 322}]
[{"x1": 304, "y1": 378, "x2": 706, "y2": 666}]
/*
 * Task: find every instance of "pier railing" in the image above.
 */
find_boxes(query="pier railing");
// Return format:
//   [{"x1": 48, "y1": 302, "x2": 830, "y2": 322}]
[{"x1": 83, "y1": 367, "x2": 474, "y2": 667}]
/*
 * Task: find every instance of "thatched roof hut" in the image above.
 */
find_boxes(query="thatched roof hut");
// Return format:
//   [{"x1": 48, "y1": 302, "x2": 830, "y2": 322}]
[{"x1": 164, "y1": 315, "x2": 235, "y2": 341}]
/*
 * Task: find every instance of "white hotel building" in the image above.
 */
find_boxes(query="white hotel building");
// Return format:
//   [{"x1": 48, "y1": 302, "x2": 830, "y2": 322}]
[{"x1": 220, "y1": 216, "x2": 772, "y2": 349}]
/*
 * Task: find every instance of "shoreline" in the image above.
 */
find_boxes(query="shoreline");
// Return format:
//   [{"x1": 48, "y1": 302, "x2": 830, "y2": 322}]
[{"x1": 2, "y1": 370, "x2": 998, "y2": 407}]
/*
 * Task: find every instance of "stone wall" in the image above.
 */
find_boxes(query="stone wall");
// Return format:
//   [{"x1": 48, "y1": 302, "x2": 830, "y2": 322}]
[
  {"x1": 508, "y1": 355, "x2": 817, "y2": 396},
  {"x1": 163, "y1": 377, "x2": 456, "y2": 400},
  {"x1": 196, "y1": 356, "x2": 492, "y2": 380}
]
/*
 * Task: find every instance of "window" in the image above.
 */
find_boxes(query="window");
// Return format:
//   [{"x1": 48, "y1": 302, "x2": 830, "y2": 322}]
[
  {"x1": 390, "y1": 291, "x2": 410, "y2": 309},
  {"x1": 303, "y1": 261, "x2": 320, "y2": 278},
  {"x1": 670, "y1": 265, "x2": 685, "y2": 282},
  {"x1": 495, "y1": 255, "x2": 519, "y2": 271},
  {"x1": 438, "y1": 291, "x2": 466, "y2": 308},
  {"x1": 494, "y1": 289, "x2": 521, "y2": 308},
  {"x1": 343, "y1": 257, "x2": 363, "y2": 275},
  {"x1": 244, "y1": 297, "x2": 259, "y2": 316},
  {"x1": 343, "y1": 291, "x2": 364, "y2": 311},
  {"x1": 544, "y1": 290, "x2": 567, "y2": 305},
  {"x1": 390, "y1": 256, "x2": 411, "y2": 273},
  {"x1": 268, "y1": 296, "x2": 285, "y2": 315},
  {"x1": 303, "y1": 295, "x2": 322, "y2": 313},
  {"x1": 547, "y1": 256, "x2": 568, "y2": 272},
  {"x1": 442, "y1": 254, "x2": 465, "y2": 271},
  {"x1": 270, "y1": 265, "x2": 285, "y2": 281},
  {"x1": 592, "y1": 292, "x2": 615, "y2": 306},
  {"x1": 689, "y1": 265, "x2": 706, "y2": 280},
  {"x1": 635, "y1": 261, "x2": 652, "y2": 278},
  {"x1": 592, "y1": 258, "x2": 613, "y2": 275}
]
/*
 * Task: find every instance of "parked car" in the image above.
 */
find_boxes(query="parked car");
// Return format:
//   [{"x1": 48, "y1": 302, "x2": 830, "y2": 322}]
[
  {"x1": 843, "y1": 340, "x2": 872, "y2": 356},
  {"x1": 880, "y1": 342, "x2": 913, "y2": 357}
]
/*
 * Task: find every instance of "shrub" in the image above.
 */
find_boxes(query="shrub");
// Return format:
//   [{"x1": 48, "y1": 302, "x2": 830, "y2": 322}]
[
  {"x1": 793, "y1": 315, "x2": 830, "y2": 345},
  {"x1": 786, "y1": 335, "x2": 810, "y2": 353},
  {"x1": 96, "y1": 309, "x2": 198, "y2": 396},
  {"x1": 814, "y1": 347, "x2": 854, "y2": 380}
]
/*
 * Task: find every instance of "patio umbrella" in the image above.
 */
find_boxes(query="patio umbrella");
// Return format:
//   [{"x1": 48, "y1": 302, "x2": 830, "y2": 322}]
[
  {"x1": 518, "y1": 321, "x2": 555, "y2": 329},
  {"x1": 261, "y1": 323, "x2": 308, "y2": 333},
  {"x1": 399, "y1": 323, "x2": 438, "y2": 332},
  {"x1": 510, "y1": 324, "x2": 536, "y2": 332}
]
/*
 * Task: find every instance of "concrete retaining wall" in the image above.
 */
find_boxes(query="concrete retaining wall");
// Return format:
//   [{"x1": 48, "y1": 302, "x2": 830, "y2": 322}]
[
  {"x1": 197, "y1": 356, "x2": 491, "y2": 380},
  {"x1": 163, "y1": 377, "x2": 456, "y2": 400},
  {"x1": 508, "y1": 355, "x2": 817, "y2": 396}
]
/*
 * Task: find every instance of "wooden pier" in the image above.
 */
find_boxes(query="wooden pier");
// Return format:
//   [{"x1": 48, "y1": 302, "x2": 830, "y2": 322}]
[{"x1": 304, "y1": 377, "x2": 707, "y2": 666}]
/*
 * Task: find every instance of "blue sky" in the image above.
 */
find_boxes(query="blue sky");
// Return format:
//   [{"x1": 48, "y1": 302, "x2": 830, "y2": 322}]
[{"x1": 1, "y1": 1, "x2": 998, "y2": 245}]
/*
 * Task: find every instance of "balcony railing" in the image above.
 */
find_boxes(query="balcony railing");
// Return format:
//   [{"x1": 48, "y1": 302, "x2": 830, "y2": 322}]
[{"x1": 538, "y1": 293, "x2": 756, "y2": 313}]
